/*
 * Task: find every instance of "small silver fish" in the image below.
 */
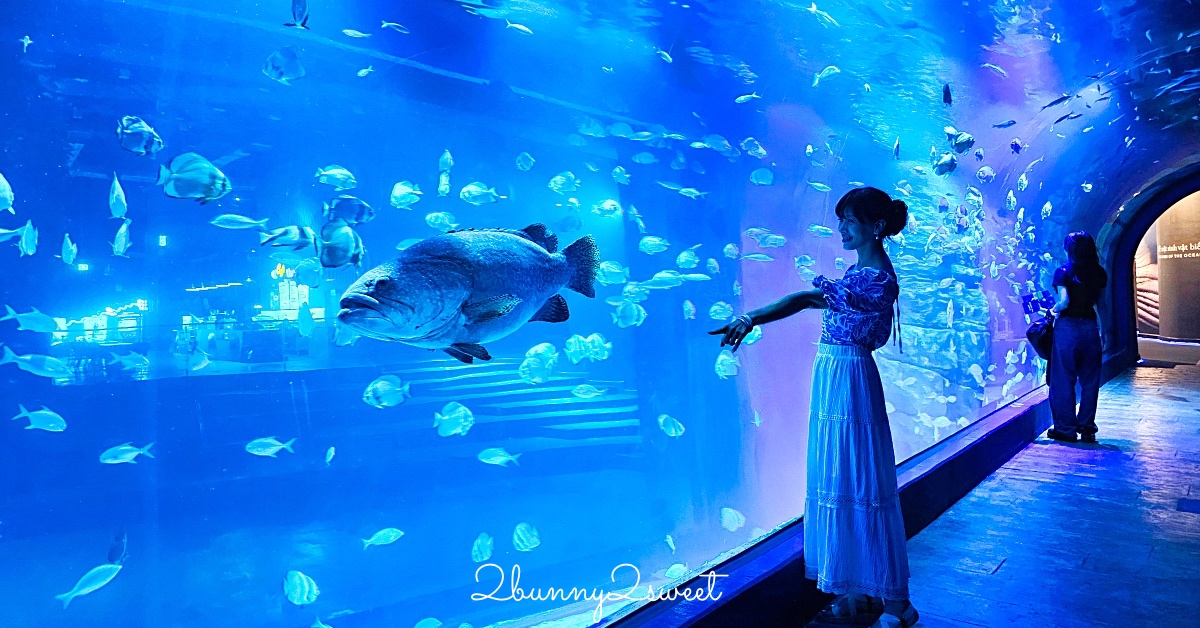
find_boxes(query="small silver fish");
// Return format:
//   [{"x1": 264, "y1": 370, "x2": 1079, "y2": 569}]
[
  {"x1": 505, "y1": 19, "x2": 533, "y2": 35},
  {"x1": 210, "y1": 214, "x2": 268, "y2": 230},
  {"x1": 812, "y1": 65, "x2": 840, "y2": 87}
]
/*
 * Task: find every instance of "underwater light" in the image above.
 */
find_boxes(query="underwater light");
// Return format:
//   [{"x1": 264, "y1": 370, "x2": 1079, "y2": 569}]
[
  {"x1": 77, "y1": 263, "x2": 89, "y2": 271},
  {"x1": 159, "y1": 235, "x2": 168, "y2": 247}
]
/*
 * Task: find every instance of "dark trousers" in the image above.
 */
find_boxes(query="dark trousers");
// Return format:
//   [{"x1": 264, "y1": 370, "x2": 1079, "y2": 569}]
[{"x1": 1049, "y1": 316, "x2": 1102, "y2": 435}]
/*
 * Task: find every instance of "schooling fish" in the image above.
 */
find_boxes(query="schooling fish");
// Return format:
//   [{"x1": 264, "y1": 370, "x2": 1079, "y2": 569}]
[
  {"x1": 390, "y1": 180, "x2": 423, "y2": 208},
  {"x1": 157, "y1": 153, "x2": 231, "y2": 203},
  {"x1": 263, "y1": 45, "x2": 306, "y2": 85},
  {"x1": 315, "y1": 165, "x2": 357, "y2": 191},
  {"x1": 1041, "y1": 94, "x2": 1070, "y2": 109},
  {"x1": 505, "y1": 19, "x2": 533, "y2": 35},
  {"x1": 211, "y1": 214, "x2": 268, "y2": 230},
  {"x1": 12, "y1": 219, "x2": 37, "y2": 256},
  {"x1": 245, "y1": 436, "x2": 296, "y2": 457},
  {"x1": 382, "y1": 21, "x2": 409, "y2": 33},
  {"x1": 111, "y1": 219, "x2": 132, "y2": 257},
  {"x1": 11, "y1": 404, "x2": 67, "y2": 431},
  {"x1": 981, "y1": 63, "x2": 1008, "y2": 78},
  {"x1": 55, "y1": 564, "x2": 122, "y2": 608},
  {"x1": 460, "y1": 182, "x2": 503, "y2": 205},
  {"x1": 115, "y1": 116, "x2": 165, "y2": 156},
  {"x1": 284, "y1": 0, "x2": 309, "y2": 28},
  {"x1": 993, "y1": 119, "x2": 1017, "y2": 128},
  {"x1": 0, "y1": 172, "x2": 13, "y2": 213},
  {"x1": 324, "y1": 195, "x2": 373, "y2": 225},
  {"x1": 58, "y1": 233, "x2": 77, "y2": 265},
  {"x1": 342, "y1": 29, "x2": 371, "y2": 38},
  {"x1": 99, "y1": 442, "x2": 155, "y2": 464},
  {"x1": 1, "y1": 305, "x2": 57, "y2": 332},
  {"x1": 337, "y1": 224, "x2": 598, "y2": 364},
  {"x1": 812, "y1": 65, "x2": 840, "y2": 87},
  {"x1": 362, "y1": 374, "x2": 411, "y2": 408},
  {"x1": 317, "y1": 220, "x2": 365, "y2": 268},
  {"x1": 259, "y1": 226, "x2": 316, "y2": 252},
  {"x1": 0, "y1": 346, "x2": 71, "y2": 379},
  {"x1": 109, "y1": 174, "x2": 127, "y2": 219}
]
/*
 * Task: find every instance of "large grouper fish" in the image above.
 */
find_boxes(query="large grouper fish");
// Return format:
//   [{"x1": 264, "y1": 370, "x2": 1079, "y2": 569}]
[{"x1": 337, "y1": 223, "x2": 599, "y2": 363}]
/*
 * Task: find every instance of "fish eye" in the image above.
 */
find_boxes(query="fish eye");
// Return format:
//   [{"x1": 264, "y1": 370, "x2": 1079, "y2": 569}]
[{"x1": 374, "y1": 277, "x2": 390, "y2": 290}]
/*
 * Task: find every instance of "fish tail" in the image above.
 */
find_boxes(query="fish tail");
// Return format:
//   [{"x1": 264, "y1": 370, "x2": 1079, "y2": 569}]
[
  {"x1": 55, "y1": 592, "x2": 73, "y2": 608},
  {"x1": 156, "y1": 164, "x2": 171, "y2": 186},
  {"x1": 282, "y1": 438, "x2": 296, "y2": 453},
  {"x1": 362, "y1": 539, "x2": 372, "y2": 550},
  {"x1": 509, "y1": 453, "x2": 521, "y2": 466},
  {"x1": 0, "y1": 305, "x2": 14, "y2": 322},
  {"x1": 256, "y1": 219, "x2": 270, "y2": 232},
  {"x1": 402, "y1": 382, "x2": 411, "y2": 398},
  {"x1": 0, "y1": 345, "x2": 14, "y2": 365},
  {"x1": 142, "y1": 442, "x2": 155, "y2": 458},
  {"x1": 300, "y1": 15, "x2": 309, "y2": 29},
  {"x1": 259, "y1": 232, "x2": 272, "y2": 245},
  {"x1": 562, "y1": 236, "x2": 599, "y2": 298},
  {"x1": 14, "y1": 403, "x2": 28, "y2": 419}
]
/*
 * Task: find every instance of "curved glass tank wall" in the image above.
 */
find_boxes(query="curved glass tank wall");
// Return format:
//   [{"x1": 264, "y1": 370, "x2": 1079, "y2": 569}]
[{"x1": 3, "y1": 1, "x2": 1198, "y2": 626}]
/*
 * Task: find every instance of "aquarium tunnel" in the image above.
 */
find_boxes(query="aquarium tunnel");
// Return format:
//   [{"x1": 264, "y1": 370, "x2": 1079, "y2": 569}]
[{"x1": 2, "y1": 0, "x2": 1200, "y2": 627}]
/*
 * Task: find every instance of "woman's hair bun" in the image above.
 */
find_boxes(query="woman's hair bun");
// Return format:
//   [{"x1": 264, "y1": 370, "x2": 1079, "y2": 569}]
[{"x1": 834, "y1": 186, "x2": 909, "y2": 239}]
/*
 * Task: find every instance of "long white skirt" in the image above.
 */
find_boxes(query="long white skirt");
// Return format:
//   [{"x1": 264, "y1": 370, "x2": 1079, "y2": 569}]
[{"x1": 803, "y1": 343, "x2": 910, "y2": 600}]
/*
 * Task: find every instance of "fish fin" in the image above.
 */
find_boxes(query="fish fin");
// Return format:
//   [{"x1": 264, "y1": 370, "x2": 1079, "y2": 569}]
[
  {"x1": 142, "y1": 442, "x2": 155, "y2": 458},
  {"x1": 0, "y1": 305, "x2": 14, "y2": 321},
  {"x1": 563, "y1": 236, "x2": 600, "y2": 298},
  {"x1": 462, "y1": 295, "x2": 521, "y2": 325},
  {"x1": 55, "y1": 592, "x2": 72, "y2": 608},
  {"x1": 14, "y1": 403, "x2": 27, "y2": 419},
  {"x1": 362, "y1": 539, "x2": 371, "y2": 550},
  {"x1": 518, "y1": 223, "x2": 558, "y2": 252},
  {"x1": 282, "y1": 438, "x2": 295, "y2": 453},
  {"x1": 259, "y1": 232, "x2": 273, "y2": 245},
  {"x1": 156, "y1": 165, "x2": 171, "y2": 186},
  {"x1": 1, "y1": 345, "x2": 14, "y2": 365},
  {"x1": 300, "y1": 15, "x2": 309, "y2": 28},
  {"x1": 510, "y1": 453, "x2": 521, "y2": 466},
  {"x1": 530, "y1": 295, "x2": 569, "y2": 323},
  {"x1": 451, "y1": 343, "x2": 491, "y2": 362},
  {"x1": 443, "y1": 346, "x2": 475, "y2": 363}
]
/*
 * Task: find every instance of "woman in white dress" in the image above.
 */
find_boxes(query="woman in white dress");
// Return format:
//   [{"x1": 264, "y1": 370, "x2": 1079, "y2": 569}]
[{"x1": 710, "y1": 187, "x2": 917, "y2": 628}]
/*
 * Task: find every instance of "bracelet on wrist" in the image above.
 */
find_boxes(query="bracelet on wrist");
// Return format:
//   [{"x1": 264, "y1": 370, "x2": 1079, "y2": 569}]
[{"x1": 737, "y1": 314, "x2": 754, "y2": 327}]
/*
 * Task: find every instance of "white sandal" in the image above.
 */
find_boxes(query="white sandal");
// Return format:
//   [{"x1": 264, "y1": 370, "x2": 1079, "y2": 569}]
[{"x1": 817, "y1": 593, "x2": 884, "y2": 621}]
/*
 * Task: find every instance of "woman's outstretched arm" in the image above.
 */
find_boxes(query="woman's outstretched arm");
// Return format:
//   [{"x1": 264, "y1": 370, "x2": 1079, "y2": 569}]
[
  {"x1": 708, "y1": 288, "x2": 827, "y2": 351},
  {"x1": 744, "y1": 288, "x2": 828, "y2": 325}
]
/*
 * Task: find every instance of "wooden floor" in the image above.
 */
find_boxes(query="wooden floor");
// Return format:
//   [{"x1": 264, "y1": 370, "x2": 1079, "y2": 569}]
[{"x1": 809, "y1": 364, "x2": 1200, "y2": 628}]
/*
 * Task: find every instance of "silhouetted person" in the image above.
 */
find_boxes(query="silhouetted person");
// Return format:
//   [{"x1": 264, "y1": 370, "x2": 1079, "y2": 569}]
[
  {"x1": 1047, "y1": 231, "x2": 1108, "y2": 443},
  {"x1": 710, "y1": 187, "x2": 917, "y2": 628}
]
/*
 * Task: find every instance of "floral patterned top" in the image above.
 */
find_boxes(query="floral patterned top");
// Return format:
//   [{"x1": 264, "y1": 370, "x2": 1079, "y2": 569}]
[{"x1": 812, "y1": 265, "x2": 901, "y2": 351}]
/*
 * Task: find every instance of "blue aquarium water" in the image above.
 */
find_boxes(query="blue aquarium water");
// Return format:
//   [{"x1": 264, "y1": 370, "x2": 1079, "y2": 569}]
[{"x1": 1, "y1": 0, "x2": 1189, "y2": 626}]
